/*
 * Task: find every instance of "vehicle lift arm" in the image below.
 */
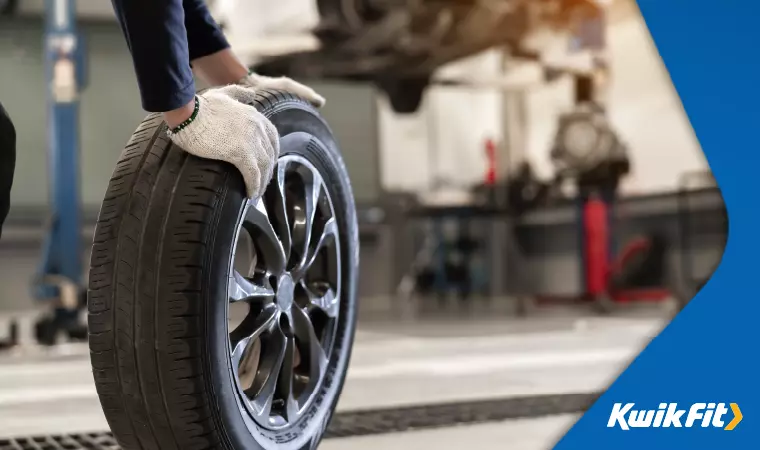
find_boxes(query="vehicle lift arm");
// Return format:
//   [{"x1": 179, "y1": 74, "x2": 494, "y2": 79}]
[{"x1": 34, "y1": 0, "x2": 88, "y2": 345}]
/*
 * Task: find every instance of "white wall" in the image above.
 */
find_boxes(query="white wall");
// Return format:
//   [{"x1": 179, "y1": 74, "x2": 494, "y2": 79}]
[
  {"x1": 607, "y1": 15, "x2": 707, "y2": 193},
  {"x1": 378, "y1": 51, "x2": 505, "y2": 199},
  {"x1": 222, "y1": 0, "x2": 320, "y2": 63}
]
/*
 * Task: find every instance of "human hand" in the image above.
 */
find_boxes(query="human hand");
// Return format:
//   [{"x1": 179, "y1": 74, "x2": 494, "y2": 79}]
[{"x1": 167, "y1": 85, "x2": 280, "y2": 199}]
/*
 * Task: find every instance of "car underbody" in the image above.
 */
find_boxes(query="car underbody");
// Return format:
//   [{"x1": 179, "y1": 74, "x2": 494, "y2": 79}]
[{"x1": 254, "y1": 0, "x2": 607, "y2": 112}]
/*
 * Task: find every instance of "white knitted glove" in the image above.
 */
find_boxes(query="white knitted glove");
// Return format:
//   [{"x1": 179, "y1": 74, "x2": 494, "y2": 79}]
[
  {"x1": 239, "y1": 73, "x2": 326, "y2": 108},
  {"x1": 167, "y1": 85, "x2": 279, "y2": 199}
]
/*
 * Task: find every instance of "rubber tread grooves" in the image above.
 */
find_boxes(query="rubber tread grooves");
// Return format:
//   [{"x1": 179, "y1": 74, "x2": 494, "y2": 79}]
[{"x1": 87, "y1": 92, "x2": 321, "y2": 450}]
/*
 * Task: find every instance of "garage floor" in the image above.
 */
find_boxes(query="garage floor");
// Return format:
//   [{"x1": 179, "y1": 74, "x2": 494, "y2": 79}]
[
  {"x1": 0, "y1": 243, "x2": 669, "y2": 449},
  {"x1": 0, "y1": 311, "x2": 664, "y2": 449}
]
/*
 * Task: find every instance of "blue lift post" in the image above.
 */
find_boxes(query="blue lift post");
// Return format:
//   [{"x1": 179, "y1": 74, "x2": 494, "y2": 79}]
[{"x1": 34, "y1": 0, "x2": 87, "y2": 342}]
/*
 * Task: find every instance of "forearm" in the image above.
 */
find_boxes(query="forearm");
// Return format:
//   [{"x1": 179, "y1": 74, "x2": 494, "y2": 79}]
[{"x1": 192, "y1": 48, "x2": 249, "y2": 87}]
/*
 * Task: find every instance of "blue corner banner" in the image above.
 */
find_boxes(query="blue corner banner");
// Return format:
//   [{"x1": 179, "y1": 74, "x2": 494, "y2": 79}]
[{"x1": 556, "y1": 1, "x2": 759, "y2": 449}]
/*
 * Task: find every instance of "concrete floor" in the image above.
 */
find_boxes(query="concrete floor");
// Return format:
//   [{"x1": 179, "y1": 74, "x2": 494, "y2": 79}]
[
  {"x1": 0, "y1": 244, "x2": 668, "y2": 449},
  {"x1": 0, "y1": 314, "x2": 665, "y2": 448}
]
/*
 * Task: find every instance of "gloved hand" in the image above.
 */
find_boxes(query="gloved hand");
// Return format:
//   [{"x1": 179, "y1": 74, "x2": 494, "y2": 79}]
[
  {"x1": 238, "y1": 72, "x2": 326, "y2": 108},
  {"x1": 167, "y1": 85, "x2": 279, "y2": 199}
]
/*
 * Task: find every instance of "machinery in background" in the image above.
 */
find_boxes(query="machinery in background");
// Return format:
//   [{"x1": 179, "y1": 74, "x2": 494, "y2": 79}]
[
  {"x1": 32, "y1": 0, "x2": 88, "y2": 345},
  {"x1": 254, "y1": 0, "x2": 611, "y2": 113},
  {"x1": 472, "y1": 159, "x2": 556, "y2": 215},
  {"x1": 550, "y1": 108, "x2": 629, "y2": 187},
  {"x1": 581, "y1": 193, "x2": 671, "y2": 310},
  {"x1": 402, "y1": 209, "x2": 491, "y2": 308},
  {"x1": 395, "y1": 163, "x2": 497, "y2": 309},
  {"x1": 550, "y1": 73, "x2": 671, "y2": 310},
  {"x1": 676, "y1": 170, "x2": 728, "y2": 309},
  {"x1": 605, "y1": 232, "x2": 668, "y2": 297}
]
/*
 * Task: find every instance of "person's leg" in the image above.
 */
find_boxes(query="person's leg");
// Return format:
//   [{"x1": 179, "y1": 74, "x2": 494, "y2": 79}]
[{"x1": 0, "y1": 102, "x2": 16, "y2": 240}]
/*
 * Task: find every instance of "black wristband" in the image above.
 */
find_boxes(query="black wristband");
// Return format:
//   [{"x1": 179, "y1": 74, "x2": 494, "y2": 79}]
[{"x1": 170, "y1": 96, "x2": 200, "y2": 134}]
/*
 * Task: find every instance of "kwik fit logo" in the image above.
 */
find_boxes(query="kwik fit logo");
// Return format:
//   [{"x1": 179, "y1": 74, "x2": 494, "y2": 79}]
[{"x1": 607, "y1": 403, "x2": 742, "y2": 431}]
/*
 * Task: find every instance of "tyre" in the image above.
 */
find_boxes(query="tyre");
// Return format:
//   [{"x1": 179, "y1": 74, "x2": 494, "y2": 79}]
[{"x1": 88, "y1": 91, "x2": 359, "y2": 450}]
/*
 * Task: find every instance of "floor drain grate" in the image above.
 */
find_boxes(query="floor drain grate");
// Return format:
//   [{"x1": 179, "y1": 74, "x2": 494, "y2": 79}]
[
  {"x1": 0, "y1": 392, "x2": 599, "y2": 448},
  {"x1": 0, "y1": 433, "x2": 119, "y2": 450},
  {"x1": 325, "y1": 392, "x2": 600, "y2": 438}
]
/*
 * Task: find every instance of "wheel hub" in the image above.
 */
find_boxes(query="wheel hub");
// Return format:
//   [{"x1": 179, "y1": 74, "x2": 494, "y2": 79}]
[{"x1": 275, "y1": 273, "x2": 295, "y2": 311}]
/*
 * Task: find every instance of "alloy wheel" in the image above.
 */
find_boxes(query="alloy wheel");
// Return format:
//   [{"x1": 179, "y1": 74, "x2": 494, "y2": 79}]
[{"x1": 227, "y1": 154, "x2": 342, "y2": 431}]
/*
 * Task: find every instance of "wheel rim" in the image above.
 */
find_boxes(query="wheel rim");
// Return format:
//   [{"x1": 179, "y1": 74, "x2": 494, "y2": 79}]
[{"x1": 227, "y1": 154, "x2": 341, "y2": 431}]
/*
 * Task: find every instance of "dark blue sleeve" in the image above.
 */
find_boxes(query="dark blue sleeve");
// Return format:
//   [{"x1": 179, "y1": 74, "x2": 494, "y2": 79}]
[
  {"x1": 184, "y1": 0, "x2": 230, "y2": 62},
  {"x1": 110, "y1": 0, "x2": 230, "y2": 113}
]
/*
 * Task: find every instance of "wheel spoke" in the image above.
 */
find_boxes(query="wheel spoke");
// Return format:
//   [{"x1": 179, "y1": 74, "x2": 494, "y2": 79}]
[
  {"x1": 291, "y1": 307, "x2": 328, "y2": 384},
  {"x1": 229, "y1": 271, "x2": 275, "y2": 303},
  {"x1": 249, "y1": 324, "x2": 288, "y2": 421},
  {"x1": 277, "y1": 336, "x2": 300, "y2": 422},
  {"x1": 230, "y1": 305, "x2": 278, "y2": 365},
  {"x1": 231, "y1": 336, "x2": 254, "y2": 368},
  {"x1": 267, "y1": 163, "x2": 292, "y2": 263},
  {"x1": 292, "y1": 217, "x2": 338, "y2": 280},
  {"x1": 292, "y1": 170, "x2": 322, "y2": 272},
  {"x1": 242, "y1": 199, "x2": 287, "y2": 276},
  {"x1": 302, "y1": 282, "x2": 339, "y2": 318}
]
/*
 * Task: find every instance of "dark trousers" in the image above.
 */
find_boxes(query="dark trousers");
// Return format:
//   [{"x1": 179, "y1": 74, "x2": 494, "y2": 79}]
[
  {"x1": 110, "y1": 0, "x2": 230, "y2": 112},
  {"x1": 0, "y1": 102, "x2": 15, "y2": 240}
]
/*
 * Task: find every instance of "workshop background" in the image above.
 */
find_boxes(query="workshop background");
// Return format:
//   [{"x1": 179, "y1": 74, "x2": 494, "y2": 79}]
[{"x1": 0, "y1": 0, "x2": 726, "y2": 449}]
